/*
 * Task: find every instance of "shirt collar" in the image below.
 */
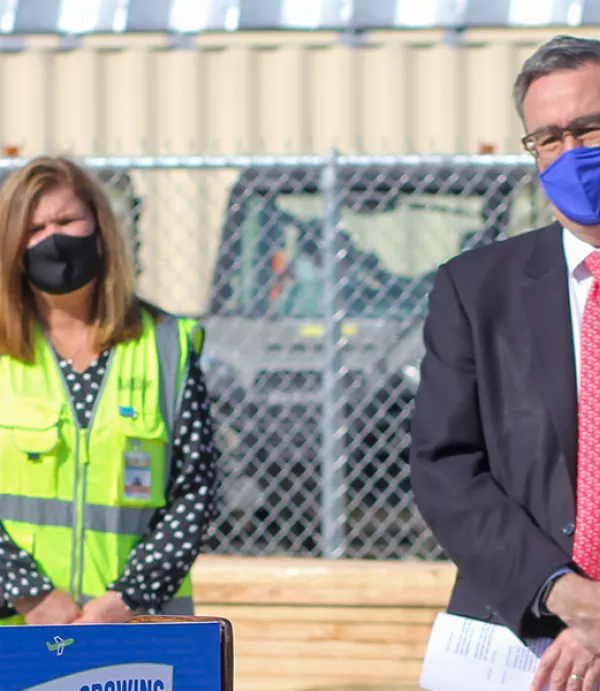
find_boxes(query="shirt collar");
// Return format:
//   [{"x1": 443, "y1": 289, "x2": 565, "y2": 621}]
[{"x1": 562, "y1": 228, "x2": 599, "y2": 280}]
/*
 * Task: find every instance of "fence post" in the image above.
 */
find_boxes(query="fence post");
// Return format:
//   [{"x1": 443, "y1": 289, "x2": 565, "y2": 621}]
[{"x1": 320, "y1": 149, "x2": 347, "y2": 558}]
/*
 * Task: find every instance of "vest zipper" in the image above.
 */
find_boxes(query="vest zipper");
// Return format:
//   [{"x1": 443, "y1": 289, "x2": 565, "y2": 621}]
[
  {"x1": 76, "y1": 350, "x2": 115, "y2": 599},
  {"x1": 47, "y1": 344, "x2": 115, "y2": 602},
  {"x1": 46, "y1": 345, "x2": 83, "y2": 599}
]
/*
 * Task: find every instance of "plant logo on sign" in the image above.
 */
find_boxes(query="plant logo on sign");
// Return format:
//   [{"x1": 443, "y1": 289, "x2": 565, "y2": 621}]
[{"x1": 45, "y1": 636, "x2": 74, "y2": 657}]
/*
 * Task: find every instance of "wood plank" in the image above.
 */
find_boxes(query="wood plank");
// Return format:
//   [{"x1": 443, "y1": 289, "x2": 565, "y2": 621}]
[
  {"x1": 193, "y1": 554, "x2": 447, "y2": 573},
  {"x1": 192, "y1": 555, "x2": 455, "y2": 584},
  {"x1": 223, "y1": 620, "x2": 433, "y2": 644},
  {"x1": 194, "y1": 583, "x2": 451, "y2": 607},
  {"x1": 235, "y1": 638, "x2": 428, "y2": 660},
  {"x1": 193, "y1": 604, "x2": 442, "y2": 624},
  {"x1": 236, "y1": 656, "x2": 423, "y2": 679},
  {"x1": 192, "y1": 556, "x2": 455, "y2": 607}
]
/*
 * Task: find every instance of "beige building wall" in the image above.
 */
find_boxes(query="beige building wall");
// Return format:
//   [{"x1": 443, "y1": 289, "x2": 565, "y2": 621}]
[
  {"x1": 2, "y1": 26, "x2": 596, "y2": 157},
  {"x1": 0, "y1": 26, "x2": 591, "y2": 313}
]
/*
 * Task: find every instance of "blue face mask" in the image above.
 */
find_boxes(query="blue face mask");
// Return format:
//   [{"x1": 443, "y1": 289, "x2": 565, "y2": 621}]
[{"x1": 539, "y1": 146, "x2": 600, "y2": 226}]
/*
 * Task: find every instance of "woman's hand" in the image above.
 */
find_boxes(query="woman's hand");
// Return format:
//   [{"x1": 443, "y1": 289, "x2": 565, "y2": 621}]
[
  {"x1": 15, "y1": 589, "x2": 81, "y2": 626},
  {"x1": 74, "y1": 591, "x2": 133, "y2": 624}
]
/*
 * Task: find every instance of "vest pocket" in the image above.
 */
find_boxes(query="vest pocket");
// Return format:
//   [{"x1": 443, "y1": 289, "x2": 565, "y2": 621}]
[{"x1": 0, "y1": 399, "x2": 61, "y2": 499}]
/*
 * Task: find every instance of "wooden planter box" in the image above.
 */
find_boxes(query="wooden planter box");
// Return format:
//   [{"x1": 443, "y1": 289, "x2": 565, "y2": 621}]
[{"x1": 192, "y1": 556, "x2": 456, "y2": 691}]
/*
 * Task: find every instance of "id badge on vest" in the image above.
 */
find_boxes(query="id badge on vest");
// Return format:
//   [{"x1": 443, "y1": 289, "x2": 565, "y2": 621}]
[
  {"x1": 117, "y1": 404, "x2": 168, "y2": 508},
  {"x1": 123, "y1": 438, "x2": 152, "y2": 501}
]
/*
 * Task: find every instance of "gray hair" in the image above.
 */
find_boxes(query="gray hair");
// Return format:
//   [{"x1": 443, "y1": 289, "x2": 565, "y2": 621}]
[{"x1": 514, "y1": 35, "x2": 600, "y2": 121}]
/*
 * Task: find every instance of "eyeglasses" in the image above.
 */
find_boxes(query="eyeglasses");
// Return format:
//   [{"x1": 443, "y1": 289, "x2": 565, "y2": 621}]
[{"x1": 522, "y1": 113, "x2": 600, "y2": 162}]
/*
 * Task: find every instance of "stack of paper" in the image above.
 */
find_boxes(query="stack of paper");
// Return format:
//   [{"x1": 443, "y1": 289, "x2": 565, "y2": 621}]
[{"x1": 419, "y1": 613, "x2": 553, "y2": 691}]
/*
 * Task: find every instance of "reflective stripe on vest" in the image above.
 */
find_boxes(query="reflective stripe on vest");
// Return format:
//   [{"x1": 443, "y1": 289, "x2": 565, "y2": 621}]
[
  {"x1": 0, "y1": 495, "x2": 158, "y2": 536},
  {"x1": 0, "y1": 310, "x2": 203, "y2": 622}
]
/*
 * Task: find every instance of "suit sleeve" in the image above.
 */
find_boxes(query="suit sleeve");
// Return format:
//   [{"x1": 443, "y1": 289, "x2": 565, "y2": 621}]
[{"x1": 409, "y1": 263, "x2": 572, "y2": 638}]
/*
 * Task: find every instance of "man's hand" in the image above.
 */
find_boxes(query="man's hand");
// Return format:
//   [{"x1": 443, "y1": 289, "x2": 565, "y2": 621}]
[
  {"x1": 14, "y1": 589, "x2": 81, "y2": 626},
  {"x1": 75, "y1": 591, "x2": 133, "y2": 624},
  {"x1": 530, "y1": 629, "x2": 600, "y2": 691},
  {"x1": 547, "y1": 574, "x2": 600, "y2": 656}
]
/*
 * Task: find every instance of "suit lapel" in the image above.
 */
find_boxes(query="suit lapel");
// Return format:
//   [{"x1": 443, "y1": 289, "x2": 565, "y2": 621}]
[{"x1": 522, "y1": 222, "x2": 578, "y2": 490}]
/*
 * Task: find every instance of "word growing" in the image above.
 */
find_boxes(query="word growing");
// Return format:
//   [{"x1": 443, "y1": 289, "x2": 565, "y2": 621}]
[{"x1": 79, "y1": 681, "x2": 166, "y2": 691}]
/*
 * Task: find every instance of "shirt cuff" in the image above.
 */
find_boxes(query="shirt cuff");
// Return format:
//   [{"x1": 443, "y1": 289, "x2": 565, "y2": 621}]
[{"x1": 531, "y1": 567, "x2": 573, "y2": 618}]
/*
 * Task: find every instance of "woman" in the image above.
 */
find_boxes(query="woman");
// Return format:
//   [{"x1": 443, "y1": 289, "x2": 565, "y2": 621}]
[{"x1": 0, "y1": 156, "x2": 217, "y2": 625}]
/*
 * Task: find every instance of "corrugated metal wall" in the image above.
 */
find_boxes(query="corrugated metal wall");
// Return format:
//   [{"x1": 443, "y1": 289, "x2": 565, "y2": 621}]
[
  {"x1": 2, "y1": 26, "x2": 598, "y2": 156},
  {"x1": 1, "y1": 26, "x2": 593, "y2": 314}
]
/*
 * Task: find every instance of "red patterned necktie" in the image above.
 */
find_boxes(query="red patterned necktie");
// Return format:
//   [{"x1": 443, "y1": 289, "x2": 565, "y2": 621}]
[{"x1": 574, "y1": 250, "x2": 600, "y2": 579}]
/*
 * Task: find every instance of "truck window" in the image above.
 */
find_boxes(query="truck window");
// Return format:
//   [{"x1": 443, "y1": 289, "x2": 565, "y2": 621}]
[{"x1": 278, "y1": 193, "x2": 483, "y2": 278}]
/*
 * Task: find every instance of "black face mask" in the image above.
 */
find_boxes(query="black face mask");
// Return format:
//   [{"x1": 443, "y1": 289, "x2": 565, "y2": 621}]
[{"x1": 24, "y1": 232, "x2": 102, "y2": 295}]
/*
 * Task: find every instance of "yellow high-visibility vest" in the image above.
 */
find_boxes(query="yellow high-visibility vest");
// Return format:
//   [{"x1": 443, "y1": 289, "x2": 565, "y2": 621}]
[{"x1": 0, "y1": 309, "x2": 204, "y2": 624}]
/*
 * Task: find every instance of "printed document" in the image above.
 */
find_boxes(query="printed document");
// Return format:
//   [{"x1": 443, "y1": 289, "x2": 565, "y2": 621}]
[{"x1": 419, "y1": 612, "x2": 552, "y2": 691}]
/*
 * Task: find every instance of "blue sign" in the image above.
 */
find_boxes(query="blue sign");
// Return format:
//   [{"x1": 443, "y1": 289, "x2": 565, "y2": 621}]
[{"x1": 0, "y1": 621, "x2": 222, "y2": 691}]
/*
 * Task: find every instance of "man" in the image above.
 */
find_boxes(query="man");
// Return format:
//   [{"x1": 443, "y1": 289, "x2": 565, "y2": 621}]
[{"x1": 410, "y1": 35, "x2": 600, "y2": 691}]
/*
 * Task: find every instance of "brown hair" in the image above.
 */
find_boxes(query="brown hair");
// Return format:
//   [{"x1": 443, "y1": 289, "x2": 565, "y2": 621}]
[{"x1": 0, "y1": 156, "x2": 147, "y2": 362}]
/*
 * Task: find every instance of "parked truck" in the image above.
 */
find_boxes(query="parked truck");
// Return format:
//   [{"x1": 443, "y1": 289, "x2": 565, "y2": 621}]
[{"x1": 199, "y1": 158, "x2": 551, "y2": 558}]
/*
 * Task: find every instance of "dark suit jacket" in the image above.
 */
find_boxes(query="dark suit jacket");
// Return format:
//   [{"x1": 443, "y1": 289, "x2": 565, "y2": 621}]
[{"x1": 410, "y1": 221, "x2": 578, "y2": 641}]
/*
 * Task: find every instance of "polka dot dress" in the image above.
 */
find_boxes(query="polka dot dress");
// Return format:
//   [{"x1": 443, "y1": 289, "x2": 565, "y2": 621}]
[
  {"x1": 59, "y1": 350, "x2": 110, "y2": 427},
  {"x1": 0, "y1": 349, "x2": 217, "y2": 616}
]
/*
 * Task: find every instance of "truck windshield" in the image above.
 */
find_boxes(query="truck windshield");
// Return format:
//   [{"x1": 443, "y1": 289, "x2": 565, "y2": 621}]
[
  {"x1": 215, "y1": 187, "x2": 523, "y2": 319},
  {"x1": 279, "y1": 192, "x2": 483, "y2": 277}
]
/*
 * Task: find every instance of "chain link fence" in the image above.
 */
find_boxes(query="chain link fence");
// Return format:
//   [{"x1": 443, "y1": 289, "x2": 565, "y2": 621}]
[{"x1": 0, "y1": 152, "x2": 555, "y2": 560}]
